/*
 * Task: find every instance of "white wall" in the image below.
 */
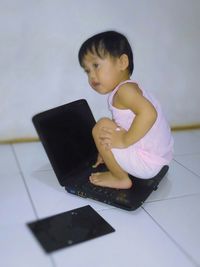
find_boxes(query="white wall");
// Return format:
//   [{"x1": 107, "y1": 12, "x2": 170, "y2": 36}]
[{"x1": 1, "y1": 0, "x2": 200, "y2": 140}]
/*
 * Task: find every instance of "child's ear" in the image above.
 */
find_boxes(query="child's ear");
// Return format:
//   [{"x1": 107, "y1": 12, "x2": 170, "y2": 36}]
[{"x1": 119, "y1": 54, "x2": 129, "y2": 71}]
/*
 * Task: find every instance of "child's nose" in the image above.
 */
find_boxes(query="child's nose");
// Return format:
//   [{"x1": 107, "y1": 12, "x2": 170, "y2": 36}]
[
  {"x1": 89, "y1": 71, "x2": 94, "y2": 79},
  {"x1": 89, "y1": 72, "x2": 96, "y2": 82}
]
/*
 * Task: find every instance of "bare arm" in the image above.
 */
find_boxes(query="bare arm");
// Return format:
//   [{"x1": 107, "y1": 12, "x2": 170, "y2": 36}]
[{"x1": 100, "y1": 83, "x2": 157, "y2": 148}]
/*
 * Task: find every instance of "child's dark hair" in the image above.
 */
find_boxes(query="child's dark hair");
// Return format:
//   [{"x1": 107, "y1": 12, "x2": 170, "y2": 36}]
[{"x1": 78, "y1": 31, "x2": 134, "y2": 75}]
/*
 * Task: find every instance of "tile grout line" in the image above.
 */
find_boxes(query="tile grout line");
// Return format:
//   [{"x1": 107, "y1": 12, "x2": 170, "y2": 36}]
[
  {"x1": 173, "y1": 158, "x2": 200, "y2": 178},
  {"x1": 142, "y1": 207, "x2": 199, "y2": 267},
  {"x1": 145, "y1": 192, "x2": 200, "y2": 204},
  {"x1": 49, "y1": 256, "x2": 57, "y2": 267},
  {"x1": 11, "y1": 144, "x2": 57, "y2": 267},
  {"x1": 11, "y1": 144, "x2": 39, "y2": 220},
  {"x1": 174, "y1": 152, "x2": 200, "y2": 157}
]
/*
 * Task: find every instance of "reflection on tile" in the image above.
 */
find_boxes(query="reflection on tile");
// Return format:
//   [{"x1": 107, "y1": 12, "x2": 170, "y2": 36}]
[
  {"x1": 52, "y1": 208, "x2": 194, "y2": 267},
  {"x1": 147, "y1": 160, "x2": 200, "y2": 202},
  {"x1": 144, "y1": 195, "x2": 200, "y2": 266}
]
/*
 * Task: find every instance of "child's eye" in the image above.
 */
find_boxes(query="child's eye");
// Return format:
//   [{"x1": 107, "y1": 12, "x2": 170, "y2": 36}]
[
  {"x1": 93, "y1": 63, "x2": 99, "y2": 68},
  {"x1": 84, "y1": 69, "x2": 90, "y2": 74}
]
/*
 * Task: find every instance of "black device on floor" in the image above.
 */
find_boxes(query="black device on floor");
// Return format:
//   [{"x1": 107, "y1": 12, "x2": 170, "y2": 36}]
[
  {"x1": 27, "y1": 205, "x2": 115, "y2": 253},
  {"x1": 32, "y1": 99, "x2": 168, "y2": 211}
]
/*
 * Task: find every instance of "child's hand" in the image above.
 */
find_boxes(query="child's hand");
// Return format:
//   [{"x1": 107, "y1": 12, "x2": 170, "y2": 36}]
[{"x1": 99, "y1": 126, "x2": 127, "y2": 149}]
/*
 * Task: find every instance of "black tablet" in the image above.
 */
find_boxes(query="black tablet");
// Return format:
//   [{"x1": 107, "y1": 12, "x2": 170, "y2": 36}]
[{"x1": 27, "y1": 205, "x2": 115, "y2": 253}]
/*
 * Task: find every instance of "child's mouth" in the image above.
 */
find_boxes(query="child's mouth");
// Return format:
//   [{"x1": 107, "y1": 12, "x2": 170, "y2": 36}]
[{"x1": 92, "y1": 82, "x2": 100, "y2": 88}]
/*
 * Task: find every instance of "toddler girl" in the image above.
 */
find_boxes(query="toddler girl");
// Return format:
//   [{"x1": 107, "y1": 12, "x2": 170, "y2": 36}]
[{"x1": 78, "y1": 31, "x2": 173, "y2": 189}]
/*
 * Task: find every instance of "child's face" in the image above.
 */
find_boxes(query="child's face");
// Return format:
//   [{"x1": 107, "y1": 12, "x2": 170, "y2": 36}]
[{"x1": 82, "y1": 52, "x2": 128, "y2": 94}]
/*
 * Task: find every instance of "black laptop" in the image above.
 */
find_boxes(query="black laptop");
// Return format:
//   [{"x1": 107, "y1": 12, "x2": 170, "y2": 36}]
[{"x1": 32, "y1": 99, "x2": 168, "y2": 211}]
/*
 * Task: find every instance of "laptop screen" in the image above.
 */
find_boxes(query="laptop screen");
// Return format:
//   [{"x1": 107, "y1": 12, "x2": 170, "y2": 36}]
[{"x1": 32, "y1": 99, "x2": 98, "y2": 186}]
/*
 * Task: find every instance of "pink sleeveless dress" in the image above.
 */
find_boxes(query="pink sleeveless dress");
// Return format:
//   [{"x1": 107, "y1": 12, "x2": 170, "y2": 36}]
[{"x1": 108, "y1": 80, "x2": 174, "y2": 178}]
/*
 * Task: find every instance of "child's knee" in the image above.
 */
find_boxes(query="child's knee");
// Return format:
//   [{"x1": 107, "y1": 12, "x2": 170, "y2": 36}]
[
  {"x1": 92, "y1": 117, "x2": 115, "y2": 137},
  {"x1": 97, "y1": 117, "x2": 116, "y2": 129}
]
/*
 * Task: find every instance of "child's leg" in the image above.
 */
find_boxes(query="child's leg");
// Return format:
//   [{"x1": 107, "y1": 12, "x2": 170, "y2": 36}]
[{"x1": 90, "y1": 117, "x2": 132, "y2": 189}]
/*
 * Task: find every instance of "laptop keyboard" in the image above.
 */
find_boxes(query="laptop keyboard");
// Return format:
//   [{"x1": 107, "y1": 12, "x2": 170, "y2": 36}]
[{"x1": 80, "y1": 181, "x2": 117, "y2": 199}]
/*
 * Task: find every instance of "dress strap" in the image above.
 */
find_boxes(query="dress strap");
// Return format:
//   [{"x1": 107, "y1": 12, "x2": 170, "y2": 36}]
[
  {"x1": 114, "y1": 79, "x2": 134, "y2": 93},
  {"x1": 108, "y1": 79, "x2": 135, "y2": 106}
]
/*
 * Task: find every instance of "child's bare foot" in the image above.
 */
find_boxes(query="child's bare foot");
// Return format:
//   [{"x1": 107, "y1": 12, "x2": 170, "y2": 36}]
[{"x1": 89, "y1": 171, "x2": 132, "y2": 189}]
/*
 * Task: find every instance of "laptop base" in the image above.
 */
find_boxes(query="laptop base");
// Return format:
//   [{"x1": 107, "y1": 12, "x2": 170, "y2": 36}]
[{"x1": 65, "y1": 164, "x2": 169, "y2": 211}]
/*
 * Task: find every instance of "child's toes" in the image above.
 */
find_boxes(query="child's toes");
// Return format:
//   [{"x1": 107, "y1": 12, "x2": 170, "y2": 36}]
[{"x1": 89, "y1": 173, "x2": 98, "y2": 183}]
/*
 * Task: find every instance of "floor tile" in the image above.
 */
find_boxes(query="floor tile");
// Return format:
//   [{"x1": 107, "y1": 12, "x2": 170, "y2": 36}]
[
  {"x1": 147, "y1": 160, "x2": 200, "y2": 202},
  {"x1": 0, "y1": 144, "x2": 19, "y2": 174},
  {"x1": 13, "y1": 142, "x2": 51, "y2": 173},
  {"x1": 22, "y1": 169, "x2": 112, "y2": 218},
  {"x1": 174, "y1": 154, "x2": 200, "y2": 177},
  {"x1": 172, "y1": 130, "x2": 200, "y2": 155},
  {"x1": 193, "y1": 130, "x2": 200, "y2": 138},
  {"x1": 0, "y1": 224, "x2": 52, "y2": 267},
  {"x1": 1, "y1": 129, "x2": 200, "y2": 267},
  {"x1": 0, "y1": 172, "x2": 35, "y2": 224},
  {"x1": 52, "y1": 208, "x2": 195, "y2": 267},
  {"x1": 144, "y1": 195, "x2": 200, "y2": 266}
]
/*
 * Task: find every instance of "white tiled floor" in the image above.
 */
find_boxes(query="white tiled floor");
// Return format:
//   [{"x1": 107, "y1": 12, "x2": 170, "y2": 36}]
[{"x1": 0, "y1": 130, "x2": 200, "y2": 267}]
